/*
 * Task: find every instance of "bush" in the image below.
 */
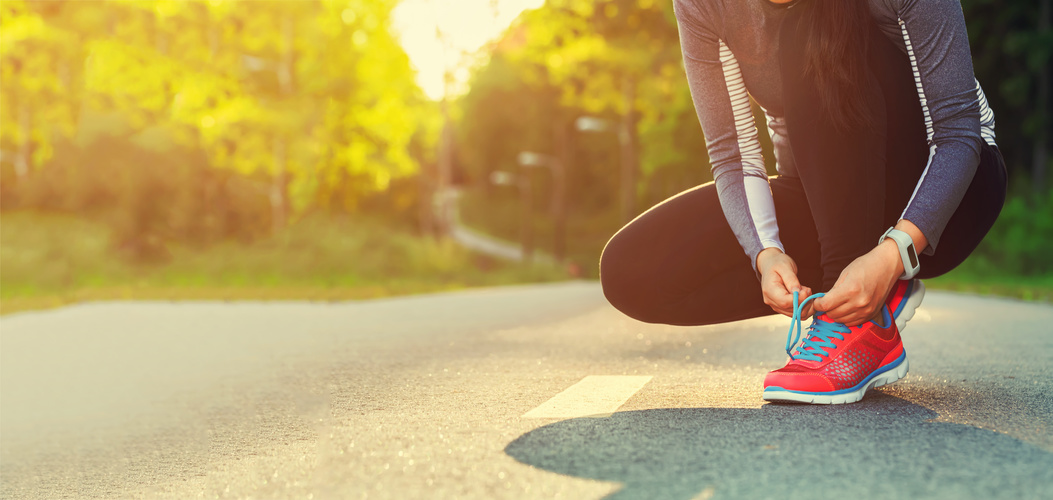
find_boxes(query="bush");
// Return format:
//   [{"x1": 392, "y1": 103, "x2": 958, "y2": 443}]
[
  {"x1": 971, "y1": 189, "x2": 1053, "y2": 276},
  {"x1": 8, "y1": 135, "x2": 272, "y2": 261}
]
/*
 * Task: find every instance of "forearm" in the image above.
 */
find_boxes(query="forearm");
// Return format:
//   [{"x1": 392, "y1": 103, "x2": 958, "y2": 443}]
[
  {"x1": 715, "y1": 169, "x2": 784, "y2": 275},
  {"x1": 899, "y1": 141, "x2": 979, "y2": 255}
]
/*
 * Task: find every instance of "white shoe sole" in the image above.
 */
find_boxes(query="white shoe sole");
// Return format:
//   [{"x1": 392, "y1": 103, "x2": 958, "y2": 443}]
[
  {"x1": 895, "y1": 280, "x2": 926, "y2": 332},
  {"x1": 762, "y1": 355, "x2": 910, "y2": 405}
]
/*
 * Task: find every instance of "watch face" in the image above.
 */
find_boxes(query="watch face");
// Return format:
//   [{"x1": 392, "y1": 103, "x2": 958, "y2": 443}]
[{"x1": 907, "y1": 245, "x2": 918, "y2": 268}]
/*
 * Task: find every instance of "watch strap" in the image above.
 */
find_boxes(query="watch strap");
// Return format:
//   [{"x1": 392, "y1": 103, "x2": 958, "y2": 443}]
[{"x1": 880, "y1": 228, "x2": 920, "y2": 280}]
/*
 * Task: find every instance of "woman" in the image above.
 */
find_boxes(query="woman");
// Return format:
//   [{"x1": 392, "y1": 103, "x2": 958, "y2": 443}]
[{"x1": 599, "y1": 0, "x2": 1006, "y2": 404}]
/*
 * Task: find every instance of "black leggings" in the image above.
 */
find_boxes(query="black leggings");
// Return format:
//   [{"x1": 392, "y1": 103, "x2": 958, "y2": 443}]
[{"x1": 599, "y1": 18, "x2": 1007, "y2": 327}]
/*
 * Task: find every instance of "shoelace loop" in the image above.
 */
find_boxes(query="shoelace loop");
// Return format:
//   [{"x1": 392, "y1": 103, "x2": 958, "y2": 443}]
[{"x1": 785, "y1": 291, "x2": 851, "y2": 362}]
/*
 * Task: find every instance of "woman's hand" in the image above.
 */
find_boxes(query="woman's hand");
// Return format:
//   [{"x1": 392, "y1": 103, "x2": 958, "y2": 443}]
[
  {"x1": 813, "y1": 220, "x2": 927, "y2": 326},
  {"x1": 757, "y1": 248, "x2": 812, "y2": 317},
  {"x1": 812, "y1": 241, "x2": 901, "y2": 326}
]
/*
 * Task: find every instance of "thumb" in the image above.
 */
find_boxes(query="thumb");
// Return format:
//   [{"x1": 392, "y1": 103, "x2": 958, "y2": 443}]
[
  {"x1": 812, "y1": 295, "x2": 827, "y2": 311},
  {"x1": 813, "y1": 287, "x2": 841, "y2": 312}
]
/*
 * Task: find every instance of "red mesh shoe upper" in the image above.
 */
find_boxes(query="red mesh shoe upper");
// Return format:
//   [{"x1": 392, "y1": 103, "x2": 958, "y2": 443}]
[
  {"x1": 764, "y1": 310, "x2": 903, "y2": 393},
  {"x1": 822, "y1": 342, "x2": 883, "y2": 390}
]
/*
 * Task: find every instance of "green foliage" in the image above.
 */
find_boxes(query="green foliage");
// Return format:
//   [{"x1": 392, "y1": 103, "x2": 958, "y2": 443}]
[
  {"x1": 1, "y1": 0, "x2": 436, "y2": 223},
  {"x1": 960, "y1": 0, "x2": 1052, "y2": 184},
  {"x1": 11, "y1": 135, "x2": 272, "y2": 261},
  {"x1": 0, "y1": 211, "x2": 570, "y2": 314},
  {"x1": 0, "y1": 212, "x2": 125, "y2": 295},
  {"x1": 458, "y1": 188, "x2": 622, "y2": 279},
  {"x1": 456, "y1": 0, "x2": 713, "y2": 250},
  {"x1": 500, "y1": 0, "x2": 697, "y2": 178},
  {"x1": 458, "y1": 53, "x2": 555, "y2": 187},
  {"x1": 965, "y1": 189, "x2": 1053, "y2": 276}
]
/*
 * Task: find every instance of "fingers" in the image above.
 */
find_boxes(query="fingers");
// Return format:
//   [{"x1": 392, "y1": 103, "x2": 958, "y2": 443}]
[
  {"x1": 759, "y1": 253, "x2": 816, "y2": 318},
  {"x1": 823, "y1": 303, "x2": 871, "y2": 326},
  {"x1": 781, "y1": 267, "x2": 802, "y2": 294},
  {"x1": 818, "y1": 290, "x2": 878, "y2": 326},
  {"x1": 761, "y1": 272, "x2": 792, "y2": 316},
  {"x1": 763, "y1": 266, "x2": 806, "y2": 317},
  {"x1": 812, "y1": 287, "x2": 847, "y2": 315},
  {"x1": 762, "y1": 280, "x2": 794, "y2": 316},
  {"x1": 770, "y1": 269, "x2": 791, "y2": 313},
  {"x1": 798, "y1": 286, "x2": 814, "y2": 317}
]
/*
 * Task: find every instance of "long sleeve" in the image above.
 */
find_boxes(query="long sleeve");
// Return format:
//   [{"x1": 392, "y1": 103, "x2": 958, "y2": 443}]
[
  {"x1": 888, "y1": 0, "x2": 989, "y2": 254},
  {"x1": 673, "y1": 0, "x2": 784, "y2": 272}
]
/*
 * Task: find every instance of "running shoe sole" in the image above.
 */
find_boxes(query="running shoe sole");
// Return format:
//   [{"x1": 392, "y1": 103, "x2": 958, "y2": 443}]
[
  {"x1": 761, "y1": 351, "x2": 909, "y2": 405},
  {"x1": 894, "y1": 280, "x2": 926, "y2": 332}
]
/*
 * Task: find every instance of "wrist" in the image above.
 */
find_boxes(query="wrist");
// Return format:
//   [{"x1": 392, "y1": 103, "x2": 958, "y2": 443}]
[
  {"x1": 756, "y1": 247, "x2": 784, "y2": 273},
  {"x1": 894, "y1": 219, "x2": 928, "y2": 253},
  {"x1": 877, "y1": 238, "x2": 904, "y2": 277}
]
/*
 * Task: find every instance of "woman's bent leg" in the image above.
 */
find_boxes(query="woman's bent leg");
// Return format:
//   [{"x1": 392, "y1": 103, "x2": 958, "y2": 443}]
[{"x1": 599, "y1": 177, "x2": 822, "y2": 326}]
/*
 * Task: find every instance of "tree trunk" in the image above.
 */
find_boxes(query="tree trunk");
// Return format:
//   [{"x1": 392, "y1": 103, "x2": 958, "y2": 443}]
[
  {"x1": 1034, "y1": 0, "x2": 1050, "y2": 193},
  {"x1": 552, "y1": 117, "x2": 569, "y2": 262},
  {"x1": 15, "y1": 103, "x2": 31, "y2": 180},
  {"x1": 268, "y1": 17, "x2": 296, "y2": 234},
  {"x1": 271, "y1": 138, "x2": 288, "y2": 233},
  {"x1": 418, "y1": 163, "x2": 436, "y2": 238},
  {"x1": 520, "y1": 173, "x2": 534, "y2": 263},
  {"x1": 208, "y1": 23, "x2": 220, "y2": 59},
  {"x1": 436, "y1": 98, "x2": 455, "y2": 235},
  {"x1": 278, "y1": 16, "x2": 295, "y2": 95},
  {"x1": 619, "y1": 75, "x2": 640, "y2": 224}
]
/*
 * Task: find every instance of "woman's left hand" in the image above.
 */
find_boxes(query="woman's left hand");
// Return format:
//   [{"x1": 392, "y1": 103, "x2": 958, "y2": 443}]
[{"x1": 812, "y1": 241, "x2": 902, "y2": 326}]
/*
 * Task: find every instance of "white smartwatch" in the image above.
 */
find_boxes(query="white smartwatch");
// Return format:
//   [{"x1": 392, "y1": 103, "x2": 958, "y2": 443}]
[{"x1": 879, "y1": 227, "x2": 920, "y2": 280}]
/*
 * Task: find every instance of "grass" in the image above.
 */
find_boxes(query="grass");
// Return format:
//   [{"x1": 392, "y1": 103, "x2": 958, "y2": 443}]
[
  {"x1": 924, "y1": 266, "x2": 1053, "y2": 302},
  {"x1": 0, "y1": 211, "x2": 571, "y2": 315}
]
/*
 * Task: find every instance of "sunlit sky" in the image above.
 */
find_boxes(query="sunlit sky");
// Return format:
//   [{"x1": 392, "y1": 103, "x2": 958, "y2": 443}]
[{"x1": 391, "y1": 0, "x2": 544, "y2": 100}]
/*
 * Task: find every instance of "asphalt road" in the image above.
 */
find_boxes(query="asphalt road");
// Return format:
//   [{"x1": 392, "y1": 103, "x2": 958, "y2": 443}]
[{"x1": 1, "y1": 282, "x2": 1050, "y2": 499}]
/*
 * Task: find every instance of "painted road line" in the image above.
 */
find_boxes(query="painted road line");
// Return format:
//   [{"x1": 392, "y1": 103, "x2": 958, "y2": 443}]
[{"x1": 523, "y1": 375, "x2": 653, "y2": 419}]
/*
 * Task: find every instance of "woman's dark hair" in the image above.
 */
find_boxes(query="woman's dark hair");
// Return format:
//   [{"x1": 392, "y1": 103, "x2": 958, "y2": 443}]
[{"x1": 798, "y1": 0, "x2": 875, "y2": 131}]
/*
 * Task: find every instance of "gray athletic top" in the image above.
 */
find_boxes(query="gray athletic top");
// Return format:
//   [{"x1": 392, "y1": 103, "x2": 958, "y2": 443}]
[{"x1": 673, "y1": 0, "x2": 997, "y2": 271}]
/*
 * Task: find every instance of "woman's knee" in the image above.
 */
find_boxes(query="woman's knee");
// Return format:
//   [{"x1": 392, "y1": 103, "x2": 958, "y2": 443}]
[
  {"x1": 598, "y1": 233, "x2": 636, "y2": 307},
  {"x1": 599, "y1": 232, "x2": 661, "y2": 322}
]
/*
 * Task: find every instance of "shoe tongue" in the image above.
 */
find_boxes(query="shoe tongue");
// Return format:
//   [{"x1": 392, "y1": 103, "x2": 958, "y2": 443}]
[{"x1": 815, "y1": 313, "x2": 855, "y2": 332}]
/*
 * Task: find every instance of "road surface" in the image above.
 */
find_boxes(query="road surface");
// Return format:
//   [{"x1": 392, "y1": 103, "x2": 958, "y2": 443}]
[{"x1": 1, "y1": 282, "x2": 1051, "y2": 499}]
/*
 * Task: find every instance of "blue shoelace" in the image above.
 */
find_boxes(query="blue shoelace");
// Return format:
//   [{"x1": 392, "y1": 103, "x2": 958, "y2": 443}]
[{"x1": 785, "y1": 291, "x2": 851, "y2": 362}]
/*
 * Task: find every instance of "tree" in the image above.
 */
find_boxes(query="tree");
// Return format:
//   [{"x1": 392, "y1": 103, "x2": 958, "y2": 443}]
[
  {"x1": 962, "y1": 0, "x2": 1052, "y2": 192},
  {"x1": 0, "y1": 0, "x2": 83, "y2": 181},
  {"x1": 2, "y1": 0, "x2": 434, "y2": 235}
]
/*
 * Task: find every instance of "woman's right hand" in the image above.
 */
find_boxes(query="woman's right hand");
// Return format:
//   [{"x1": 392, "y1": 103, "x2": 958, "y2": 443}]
[{"x1": 757, "y1": 248, "x2": 812, "y2": 317}]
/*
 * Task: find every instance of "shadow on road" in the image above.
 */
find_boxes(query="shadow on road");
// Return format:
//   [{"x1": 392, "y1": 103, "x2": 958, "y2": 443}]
[{"x1": 505, "y1": 393, "x2": 1052, "y2": 500}]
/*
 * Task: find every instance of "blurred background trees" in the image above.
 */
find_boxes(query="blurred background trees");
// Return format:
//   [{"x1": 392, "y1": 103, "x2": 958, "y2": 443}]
[
  {"x1": 0, "y1": 0, "x2": 1049, "y2": 310},
  {"x1": 1, "y1": 0, "x2": 432, "y2": 258}
]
